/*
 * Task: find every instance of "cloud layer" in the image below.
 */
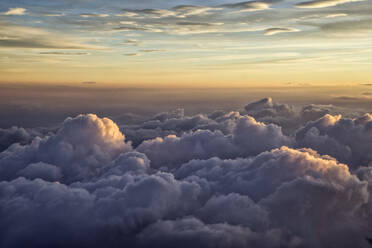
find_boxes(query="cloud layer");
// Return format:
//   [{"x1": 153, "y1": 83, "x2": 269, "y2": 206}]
[{"x1": 1, "y1": 99, "x2": 372, "y2": 247}]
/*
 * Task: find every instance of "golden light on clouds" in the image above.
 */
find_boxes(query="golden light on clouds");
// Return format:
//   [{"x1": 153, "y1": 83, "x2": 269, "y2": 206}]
[{"x1": 0, "y1": 0, "x2": 371, "y2": 86}]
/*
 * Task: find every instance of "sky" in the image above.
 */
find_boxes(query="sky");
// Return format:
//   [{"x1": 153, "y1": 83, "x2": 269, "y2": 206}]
[
  {"x1": 0, "y1": 0, "x2": 372, "y2": 86},
  {"x1": 2, "y1": 1, "x2": 372, "y2": 247}
]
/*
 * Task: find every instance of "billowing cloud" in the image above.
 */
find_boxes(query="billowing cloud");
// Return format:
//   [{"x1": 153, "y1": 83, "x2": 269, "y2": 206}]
[
  {"x1": 1, "y1": 101, "x2": 372, "y2": 247},
  {"x1": 296, "y1": 113, "x2": 372, "y2": 168},
  {"x1": 137, "y1": 115, "x2": 291, "y2": 168},
  {"x1": 242, "y1": 97, "x2": 333, "y2": 133},
  {"x1": 0, "y1": 114, "x2": 132, "y2": 183},
  {"x1": 0, "y1": 126, "x2": 33, "y2": 152}
]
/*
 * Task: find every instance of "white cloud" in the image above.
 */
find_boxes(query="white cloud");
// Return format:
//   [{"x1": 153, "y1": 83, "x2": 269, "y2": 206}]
[
  {"x1": 4, "y1": 7, "x2": 26, "y2": 16},
  {"x1": 296, "y1": 0, "x2": 364, "y2": 8},
  {"x1": 326, "y1": 13, "x2": 348, "y2": 18}
]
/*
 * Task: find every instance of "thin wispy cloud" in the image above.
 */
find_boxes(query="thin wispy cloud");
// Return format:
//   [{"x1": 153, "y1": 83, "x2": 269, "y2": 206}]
[
  {"x1": 264, "y1": 27, "x2": 300, "y2": 35},
  {"x1": 222, "y1": 1, "x2": 270, "y2": 11},
  {"x1": 296, "y1": 0, "x2": 364, "y2": 8},
  {"x1": 80, "y1": 13, "x2": 109, "y2": 18},
  {"x1": 0, "y1": 0, "x2": 370, "y2": 84}
]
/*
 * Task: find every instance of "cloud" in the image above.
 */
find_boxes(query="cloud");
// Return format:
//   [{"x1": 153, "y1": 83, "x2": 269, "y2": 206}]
[
  {"x1": 221, "y1": 1, "x2": 270, "y2": 11},
  {"x1": 39, "y1": 52, "x2": 90, "y2": 55},
  {"x1": 139, "y1": 49, "x2": 166, "y2": 53},
  {"x1": 1, "y1": 140, "x2": 371, "y2": 247},
  {"x1": 137, "y1": 217, "x2": 264, "y2": 248},
  {"x1": 1, "y1": 102, "x2": 372, "y2": 247},
  {"x1": 3, "y1": 7, "x2": 26, "y2": 16},
  {"x1": 124, "y1": 39, "x2": 142, "y2": 46},
  {"x1": 332, "y1": 95, "x2": 372, "y2": 101},
  {"x1": 121, "y1": 99, "x2": 340, "y2": 148},
  {"x1": 296, "y1": 113, "x2": 372, "y2": 168},
  {"x1": 0, "y1": 126, "x2": 33, "y2": 152},
  {"x1": 176, "y1": 21, "x2": 223, "y2": 26},
  {"x1": 0, "y1": 114, "x2": 132, "y2": 183},
  {"x1": 122, "y1": 5, "x2": 219, "y2": 19},
  {"x1": 171, "y1": 5, "x2": 218, "y2": 17},
  {"x1": 0, "y1": 21, "x2": 106, "y2": 50},
  {"x1": 242, "y1": 98, "x2": 333, "y2": 133},
  {"x1": 17, "y1": 162, "x2": 62, "y2": 181},
  {"x1": 124, "y1": 53, "x2": 140, "y2": 56},
  {"x1": 295, "y1": 0, "x2": 364, "y2": 8},
  {"x1": 80, "y1": 13, "x2": 109, "y2": 18},
  {"x1": 264, "y1": 27, "x2": 300, "y2": 35},
  {"x1": 114, "y1": 26, "x2": 148, "y2": 31},
  {"x1": 137, "y1": 115, "x2": 292, "y2": 169},
  {"x1": 326, "y1": 13, "x2": 348, "y2": 18}
]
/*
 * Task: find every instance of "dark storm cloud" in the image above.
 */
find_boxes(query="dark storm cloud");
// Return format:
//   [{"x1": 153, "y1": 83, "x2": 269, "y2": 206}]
[{"x1": 1, "y1": 99, "x2": 372, "y2": 247}]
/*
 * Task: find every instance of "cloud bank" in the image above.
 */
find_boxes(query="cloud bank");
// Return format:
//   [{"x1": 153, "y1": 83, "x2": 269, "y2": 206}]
[{"x1": 1, "y1": 99, "x2": 372, "y2": 247}]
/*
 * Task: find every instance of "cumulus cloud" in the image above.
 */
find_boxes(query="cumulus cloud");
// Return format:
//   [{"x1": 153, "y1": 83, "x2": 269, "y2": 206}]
[
  {"x1": 0, "y1": 114, "x2": 132, "y2": 183},
  {"x1": 296, "y1": 113, "x2": 372, "y2": 168},
  {"x1": 17, "y1": 162, "x2": 62, "y2": 181},
  {"x1": 2, "y1": 143, "x2": 371, "y2": 247},
  {"x1": 1, "y1": 104, "x2": 372, "y2": 247},
  {"x1": 242, "y1": 98, "x2": 334, "y2": 133},
  {"x1": 120, "y1": 98, "x2": 347, "y2": 148},
  {"x1": 137, "y1": 115, "x2": 291, "y2": 169},
  {"x1": 0, "y1": 126, "x2": 33, "y2": 152}
]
